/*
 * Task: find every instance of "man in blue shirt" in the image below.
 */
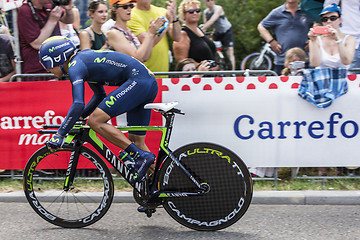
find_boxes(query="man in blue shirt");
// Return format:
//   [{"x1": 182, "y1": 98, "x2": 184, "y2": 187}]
[
  {"x1": 39, "y1": 36, "x2": 158, "y2": 184},
  {"x1": 258, "y1": 0, "x2": 313, "y2": 75}
]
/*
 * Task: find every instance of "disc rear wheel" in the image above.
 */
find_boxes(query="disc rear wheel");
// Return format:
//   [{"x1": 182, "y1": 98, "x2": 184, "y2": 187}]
[{"x1": 159, "y1": 143, "x2": 252, "y2": 231}]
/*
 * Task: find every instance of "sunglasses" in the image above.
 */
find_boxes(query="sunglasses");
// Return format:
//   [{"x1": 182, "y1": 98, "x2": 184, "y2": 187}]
[
  {"x1": 118, "y1": 3, "x2": 135, "y2": 10},
  {"x1": 185, "y1": 8, "x2": 201, "y2": 14},
  {"x1": 320, "y1": 15, "x2": 339, "y2": 22}
]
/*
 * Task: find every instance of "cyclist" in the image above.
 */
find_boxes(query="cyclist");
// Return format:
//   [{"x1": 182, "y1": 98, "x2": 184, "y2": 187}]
[{"x1": 39, "y1": 36, "x2": 158, "y2": 184}]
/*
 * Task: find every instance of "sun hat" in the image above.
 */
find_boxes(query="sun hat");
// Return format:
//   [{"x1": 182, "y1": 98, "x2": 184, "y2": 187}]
[
  {"x1": 319, "y1": 3, "x2": 341, "y2": 16},
  {"x1": 109, "y1": 0, "x2": 136, "y2": 6}
]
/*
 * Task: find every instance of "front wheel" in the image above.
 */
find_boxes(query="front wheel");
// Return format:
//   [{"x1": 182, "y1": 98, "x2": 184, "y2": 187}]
[
  {"x1": 159, "y1": 143, "x2": 253, "y2": 231},
  {"x1": 23, "y1": 146, "x2": 114, "y2": 228},
  {"x1": 240, "y1": 52, "x2": 272, "y2": 70}
]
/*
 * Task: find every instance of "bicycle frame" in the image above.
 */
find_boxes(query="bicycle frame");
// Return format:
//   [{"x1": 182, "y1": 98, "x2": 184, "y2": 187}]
[
  {"x1": 40, "y1": 110, "x2": 209, "y2": 204},
  {"x1": 253, "y1": 43, "x2": 275, "y2": 68}
]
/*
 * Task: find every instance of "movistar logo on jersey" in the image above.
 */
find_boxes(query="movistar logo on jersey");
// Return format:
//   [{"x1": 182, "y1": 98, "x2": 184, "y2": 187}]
[
  {"x1": 105, "y1": 96, "x2": 117, "y2": 108},
  {"x1": 94, "y1": 57, "x2": 106, "y2": 63},
  {"x1": 69, "y1": 60, "x2": 77, "y2": 68},
  {"x1": 48, "y1": 41, "x2": 71, "y2": 53}
]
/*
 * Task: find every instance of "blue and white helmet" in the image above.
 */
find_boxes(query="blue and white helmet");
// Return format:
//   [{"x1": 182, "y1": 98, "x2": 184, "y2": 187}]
[{"x1": 39, "y1": 36, "x2": 76, "y2": 71}]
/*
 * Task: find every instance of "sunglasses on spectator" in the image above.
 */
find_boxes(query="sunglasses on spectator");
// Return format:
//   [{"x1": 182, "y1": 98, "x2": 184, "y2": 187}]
[
  {"x1": 320, "y1": 15, "x2": 339, "y2": 22},
  {"x1": 118, "y1": 3, "x2": 135, "y2": 9},
  {"x1": 185, "y1": 8, "x2": 201, "y2": 14}
]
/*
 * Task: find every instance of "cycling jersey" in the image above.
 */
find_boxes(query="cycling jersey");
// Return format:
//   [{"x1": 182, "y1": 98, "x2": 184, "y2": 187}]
[{"x1": 57, "y1": 49, "x2": 158, "y2": 136}]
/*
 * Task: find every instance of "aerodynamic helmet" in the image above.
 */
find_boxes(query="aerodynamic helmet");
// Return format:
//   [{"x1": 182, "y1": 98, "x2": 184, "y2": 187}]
[{"x1": 39, "y1": 36, "x2": 76, "y2": 71}]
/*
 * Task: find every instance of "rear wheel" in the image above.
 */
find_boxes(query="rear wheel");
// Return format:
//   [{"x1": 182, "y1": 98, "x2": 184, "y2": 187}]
[
  {"x1": 23, "y1": 146, "x2": 114, "y2": 228},
  {"x1": 159, "y1": 143, "x2": 252, "y2": 231}
]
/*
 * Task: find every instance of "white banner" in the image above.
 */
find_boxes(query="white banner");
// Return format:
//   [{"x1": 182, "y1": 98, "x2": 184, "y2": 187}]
[
  {"x1": 1, "y1": 0, "x2": 23, "y2": 11},
  {"x1": 162, "y1": 75, "x2": 360, "y2": 167}
]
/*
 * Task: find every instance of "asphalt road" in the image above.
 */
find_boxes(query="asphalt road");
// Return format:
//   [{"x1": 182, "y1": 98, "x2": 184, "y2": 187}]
[{"x1": 0, "y1": 203, "x2": 359, "y2": 240}]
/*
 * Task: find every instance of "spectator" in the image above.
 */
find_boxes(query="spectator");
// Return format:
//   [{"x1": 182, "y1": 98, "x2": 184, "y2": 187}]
[
  {"x1": 127, "y1": 0, "x2": 181, "y2": 72},
  {"x1": 324, "y1": 0, "x2": 360, "y2": 74},
  {"x1": 257, "y1": 0, "x2": 313, "y2": 75},
  {"x1": 0, "y1": 24, "x2": 11, "y2": 36},
  {"x1": 308, "y1": 3, "x2": 355, "y2": 68},
  {"x1": 201, "y1": 0, "x2": 236, "y2": 70},
  {"x1": 79, "y1": 0, "x2": 108, "y2": 50},
  {"x1": 175, "y1": 58, "x2": 210, "y2": 78},
  {"x1": 107, "y1": 0, "x2": 164, "y2": 62},
  {"x1": 281, "y1": 47, "x2": 307, "y2": 75},
  {"x1": 0, "y1": 34, "x2": 15, "y2": 82},
  {"x1": 72, "y1": 4, "x2": 81, "y2": 30},
  {"x1": 60, "y1": 22, "x2": 80, "y2": 48},
  {"x1": 17, "y1": 0, "x2": 74, "y2": 74},
  {"x1": 60, "y1": 3, "x2": 80, "y2": 48},
  {"x1": 173, "y1": 0, "x2": 217, "y2": 69},
  {"x1": 307, "y1": 4, "x2": 355, "y2": 176}
]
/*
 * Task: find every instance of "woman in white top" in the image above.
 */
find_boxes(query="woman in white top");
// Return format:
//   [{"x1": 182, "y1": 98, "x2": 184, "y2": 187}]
[{"x1": 308, "y1": 3, "x2": 355, "y2": 68}]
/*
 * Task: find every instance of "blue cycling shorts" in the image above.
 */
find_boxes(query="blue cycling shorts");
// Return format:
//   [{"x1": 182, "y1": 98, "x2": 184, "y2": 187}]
[{"x1": 97, "y1": 76, "x2": 158, "y2": 135}]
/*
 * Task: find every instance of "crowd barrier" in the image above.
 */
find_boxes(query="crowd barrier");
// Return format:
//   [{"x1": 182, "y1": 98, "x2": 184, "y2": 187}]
[{"x1": 1, "y1": 74, "x2": 360, "y2": 174}]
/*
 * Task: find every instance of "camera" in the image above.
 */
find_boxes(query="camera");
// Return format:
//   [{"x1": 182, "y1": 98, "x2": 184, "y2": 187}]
[
  {"x1": 207, "y1": 60, "x2": 218, "y2": 68},
  {"x1": 52, "y1": 0, "x2": 71, "y2": 6},
  {"x1": 290, "y1": 61, "x2": 305, "y2": 75}
]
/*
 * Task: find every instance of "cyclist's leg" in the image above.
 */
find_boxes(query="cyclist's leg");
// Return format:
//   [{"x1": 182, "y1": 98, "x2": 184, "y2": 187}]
[
  {"x1": 88, "y1": 77, "x2": 156, "y2": 151},
  {"x1": 129, "y1": 134, "x2": 149, "y2": 152},
  {"x1": 88, "y1": 108, "x2": 132, "y2": 150}
]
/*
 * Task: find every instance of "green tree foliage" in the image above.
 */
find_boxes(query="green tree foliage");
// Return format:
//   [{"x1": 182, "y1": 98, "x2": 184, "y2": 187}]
[
  {"x1": 151, "y1": 0, "x2": 285, "y2": 68},
  {"x1": 220, "y1": 0, "x2": 284, "y2": 67}
]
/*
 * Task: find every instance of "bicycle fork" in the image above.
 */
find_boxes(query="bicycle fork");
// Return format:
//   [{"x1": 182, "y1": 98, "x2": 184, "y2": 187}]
[{"x1": 63, "y1": 140, "x2": 82, "y2": 191}]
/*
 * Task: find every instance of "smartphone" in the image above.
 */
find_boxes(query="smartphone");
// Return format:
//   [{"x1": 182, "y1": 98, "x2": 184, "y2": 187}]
[{"x1": 313, "y1": 26, "x2": 329, "y2": 35}]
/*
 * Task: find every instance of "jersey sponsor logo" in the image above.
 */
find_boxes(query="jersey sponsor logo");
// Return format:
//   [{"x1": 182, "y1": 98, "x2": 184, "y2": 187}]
[
  {"x1": 69, "y1": 60, "x2": 77, "y2": 68},
  {"x1": 94, "y1": 57, "x2": 106, "y2": 63},
  {"x1": 105, "y1": 96, "x2": 117, "y2": 108},
  {"x1": 93, "y1": 56, "x2": 128, "y2": 68},
  {"x1": 105, "y1": 59, "x2": 127, "y2": 68},
  {"x1": 115, "y1": 81, "x2": 137, "y2": 98}
]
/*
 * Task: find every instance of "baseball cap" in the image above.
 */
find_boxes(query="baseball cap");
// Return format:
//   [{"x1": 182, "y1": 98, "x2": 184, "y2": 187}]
[
  {"x1": 319, "y1": 3, "x2": 341, "y2": 16},
  {"x1": 109, "y1": 0, "x2": 136, "y2": 6}
]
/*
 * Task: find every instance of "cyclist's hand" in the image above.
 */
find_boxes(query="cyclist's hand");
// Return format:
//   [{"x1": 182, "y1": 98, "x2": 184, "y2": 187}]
[
  {"x1": 270, "y1": 40, "x2": 282, "y2": 55},
  {"x1": 46, "y1": 134, "x2": 65, "y2": 150}
]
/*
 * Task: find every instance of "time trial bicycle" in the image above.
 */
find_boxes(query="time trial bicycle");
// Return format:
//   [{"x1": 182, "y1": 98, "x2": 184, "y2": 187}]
[{"x1": 23, "y1": 102, "x2": 253, "y2": 231}]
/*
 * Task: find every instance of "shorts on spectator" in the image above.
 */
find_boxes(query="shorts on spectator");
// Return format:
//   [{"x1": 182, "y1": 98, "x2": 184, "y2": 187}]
[{"x1": 214, "y1": 28, "x2": 234, "y2": 48}]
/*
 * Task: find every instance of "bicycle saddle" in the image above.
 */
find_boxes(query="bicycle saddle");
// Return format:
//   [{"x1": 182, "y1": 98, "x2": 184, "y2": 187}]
[{"x1": 144, "y1": 102, "x2": 179, "y2": 112}]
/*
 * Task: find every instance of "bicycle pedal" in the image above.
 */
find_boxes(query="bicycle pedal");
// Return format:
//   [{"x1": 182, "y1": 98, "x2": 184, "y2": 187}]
[{"x1": 145, "y1": 209, "x2": 156, "y2": 218}]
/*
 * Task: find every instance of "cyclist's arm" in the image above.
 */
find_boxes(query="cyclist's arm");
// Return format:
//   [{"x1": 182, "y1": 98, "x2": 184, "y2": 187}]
[
  {"x1": 57, "y1": 80, "x2": 85, "y2": 137},
  {"x1": 172, "y1": 31, "x2": 190, "y2": 62},
  {"x1": 201, "y1": 6, "x2": 223, "y2": 31},
  {"x1": 81, "y1": 83, "x2": 107, "y2": 119}
]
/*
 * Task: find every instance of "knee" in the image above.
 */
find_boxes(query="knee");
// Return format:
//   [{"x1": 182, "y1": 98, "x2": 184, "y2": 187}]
[{"x1": 87, "y1": 116, "x2": 97, "y2": 129}]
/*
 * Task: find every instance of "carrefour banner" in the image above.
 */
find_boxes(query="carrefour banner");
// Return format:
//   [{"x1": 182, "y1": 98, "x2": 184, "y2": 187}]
[
  {"x1": 0, "y1": 81, "x2": 162, "y2": 169},
  {"x1": 162, "y1": 75, "x2": 360, "y2": 167},
  {"x1": 1, "y1": 75, "x2": 360, "y2": 169}
]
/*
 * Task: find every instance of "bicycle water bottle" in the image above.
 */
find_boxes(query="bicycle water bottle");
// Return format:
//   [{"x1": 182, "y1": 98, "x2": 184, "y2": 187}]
[{"x1": 119, "y1": 151, "x2": 135, "y2": 171}]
